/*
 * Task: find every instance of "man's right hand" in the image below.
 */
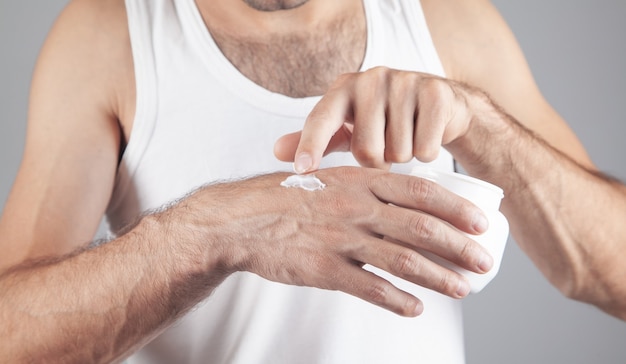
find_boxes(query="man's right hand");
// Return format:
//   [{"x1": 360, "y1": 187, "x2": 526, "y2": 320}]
[{"x1": 179, "y1": 167, "x2": 493, "y2": 317}]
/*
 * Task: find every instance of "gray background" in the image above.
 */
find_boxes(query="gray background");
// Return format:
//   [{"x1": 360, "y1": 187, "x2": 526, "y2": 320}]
[{"x1": 1, "y1": 1, "x2": 625, "y2": 363}]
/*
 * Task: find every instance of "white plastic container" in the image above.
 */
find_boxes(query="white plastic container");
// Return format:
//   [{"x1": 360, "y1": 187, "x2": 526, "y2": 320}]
[{"x1": 410, "y1": 167, "x2": 510, "y2": 293}]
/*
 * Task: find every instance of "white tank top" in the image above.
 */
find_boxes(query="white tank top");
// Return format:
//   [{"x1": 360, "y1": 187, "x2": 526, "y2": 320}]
[{"x1": 110, "y1": 0, "x2": 464, "y2": 363}]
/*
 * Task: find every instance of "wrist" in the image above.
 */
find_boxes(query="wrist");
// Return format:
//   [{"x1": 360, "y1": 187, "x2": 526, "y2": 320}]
[
  {"x1": 148, "y1": 174, "x2": 291, "y2": 277},
  {"x1": 140, "y1": 192, "x2": 236, "y2": 287},
  {"x1": 445, "y1": 91, "x2": 520, "y2": 177}
]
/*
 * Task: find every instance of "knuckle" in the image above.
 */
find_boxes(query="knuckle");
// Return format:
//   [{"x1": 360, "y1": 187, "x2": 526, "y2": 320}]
[
  {"x1": 366, "y1": 282, "x2": 391, "y2": 305},
  {"x1": 421, "y1": 78, "x2": 457, "y2": 117},
  {"x1": 384, "y1": 148, "x2": 413, "y2": 163},
  {"x1": 407, "y1": 178, "x2": 435, "y2": 203},
  {"x1": 397, "y1": 71, "x2": 420, "y2": 91},
  {"x1": 423, "y1": 77, "x2": 453, "y2": 99},
  {"x1": 369, "y1": 65, "x2": 391, "y2": 79},
  {"x1": 410, "y1": 214, "x2": 438, "y2": 243},
  {"x1": 359, "y1": 66, "x2": 391, "y2": 90},
  {"x1": 312, "y1": 259, "x2": 346, "y2": 290},
  {"x1": 420, "y1": 77, "x2": 441, "y2": 98},
  {"x1": 393, "y1": 250, "x2": 423, "y2": 277},
  {"x1": 458, "y1": 238, "x2": 479, "y2": 265},
  {"x1": 437, "y1": 271, "x2": 462, "y2": 296},
  {"x1": 351, "y1": 145, "x2": 382, "y2": 167},
  {"x1": 306, "y1": 107, "x2": 332, "y2": 127},
  {"x1": 412, "y1": 144, "x2": 439, "y2": 163}
]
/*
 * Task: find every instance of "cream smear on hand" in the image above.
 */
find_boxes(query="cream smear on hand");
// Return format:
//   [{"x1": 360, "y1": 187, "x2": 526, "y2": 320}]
[{"x1": 280, "y1": 174, "x2": 326, "y2": 191}]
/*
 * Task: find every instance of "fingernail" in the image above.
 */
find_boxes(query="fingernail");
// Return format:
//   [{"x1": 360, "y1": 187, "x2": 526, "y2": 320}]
[
  {"x1": 294, "y1": 153, "x2": 312, "y2": 174},
  {"x1": 410, "y1": 300, "x2": 424, "y2": 317},
  {"x1": 457, "y1": 279, "x2": 471, "y2": 298},
  {"x1": 478, "y1": 253, "x2": 494, "y2": 273},
  {"x1": 472, "y1": 212, "x2": 489, "y2": 233}
]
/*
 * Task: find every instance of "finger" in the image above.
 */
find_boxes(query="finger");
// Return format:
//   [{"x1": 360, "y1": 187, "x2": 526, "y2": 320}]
[
  {"x1": 333, "y1": 262, "x2": 424, "y2": 317},
  {"x1": 350, "y1": 77, "x2": 388, "y2": 169},
  {"x1": 367, "y1": 172, "x2": 489, "y2": 234},
  {"x1": 372, "y1": 206, "x2": 493, "y2": 274},
  {"x1": 351, "y1": 238, "x2": 471, "y2": 299},
  {"x1": 274, "y1": 132, "x2": 301, "y2": 162},
  {"x1": 274, "y1": 127, "x2": 352, "y2": 162},
  {"x1": 384, "y1": 75, "x2": 417, "y2": 163},
  {"x1": 294, "y1": 81, "x2": 353, "y2": 174},
  {"x1": 413, "y1": 78, "x2": 455, "y2": 162}
]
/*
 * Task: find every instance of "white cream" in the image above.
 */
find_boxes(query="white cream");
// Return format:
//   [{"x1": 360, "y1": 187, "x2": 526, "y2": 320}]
[{"x1": 280, "y1": 174, "x2": 326, "y2": 191}]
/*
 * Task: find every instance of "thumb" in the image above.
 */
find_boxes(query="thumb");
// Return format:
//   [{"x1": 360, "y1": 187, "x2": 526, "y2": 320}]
[
  {"x1": 274, "y1": 126, "x2": 352, "y2": 167},
  {"x1": 290, "y1": 91, "x2": 352, "y2": 173},
  {"x1": 274, "y1": 131, "x2": 302, "y2": 162}
]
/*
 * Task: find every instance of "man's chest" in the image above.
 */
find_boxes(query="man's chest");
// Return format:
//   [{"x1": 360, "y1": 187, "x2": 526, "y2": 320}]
[{"x1": 209, "y1": 20, "x2": 367, "y2": 98}]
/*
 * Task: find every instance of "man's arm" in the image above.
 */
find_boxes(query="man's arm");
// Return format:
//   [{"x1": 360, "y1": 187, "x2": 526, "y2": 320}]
[
  {"x1": 275, "y1": 0, "x2": 626, "y2": 319},
  {"x1": 1, "y1": 166, "x2": 497, "y2": 362},
  {"x1": 1, "y1": 1, "x2": 493, "y2": 361},
  {"x1": 0, "y1": 210, "x2": 230, "y2": 363},
  {"x1": 426, "y1": 0, "x2": 626, "y2": 319},
  {"x1": 0, "y1": 0, "x2": 185, "y2": 360},
  {"x1": 446, "y1": 101, "x2": 626, "y2": 320},
  {"x1": 0, "y1": 0, "x2": 129, "y2": 272}
]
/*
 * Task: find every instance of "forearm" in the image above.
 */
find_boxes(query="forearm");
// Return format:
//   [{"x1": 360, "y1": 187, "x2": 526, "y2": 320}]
[
  {"x1": 0, "y1": 210, "x2": 229, "y2": 363},
  {"x1": 0, "y1": 165, "x2": 521, "y2": 362},
  {"x1": 447, "y1": 96, "x2": 626, "y2": 319}
]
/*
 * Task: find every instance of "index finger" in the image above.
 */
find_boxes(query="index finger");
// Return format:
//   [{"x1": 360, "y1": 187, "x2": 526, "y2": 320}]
[{"x1": 294, "y1": 86, "x2": 352, "y2": 174}]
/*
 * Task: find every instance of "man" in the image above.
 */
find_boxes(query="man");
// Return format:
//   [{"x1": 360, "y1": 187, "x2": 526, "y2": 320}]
[{"x1": 0, "y1": 0, "x2": 624, "y2": 363}]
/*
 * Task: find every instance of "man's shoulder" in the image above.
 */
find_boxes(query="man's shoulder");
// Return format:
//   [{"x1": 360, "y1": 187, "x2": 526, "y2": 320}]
[
  {"x1": 59, "y1": 0, "x2": 130, "y2": 44},
  {"x1": 46, "y1": 0, "x2": 131, "y2": 74},
  {"x1": 58, "y1": 0, "x2": 128, "y2": 26},
  {"x1": 420, "y1": 0, "x2": 494, "y2": 28},
  {"x1": 421, "y1": 0, "x2": 520, "y2": 83},
  {"x1": 36, "y1": 0, "x2": 135, "y2": 132}
]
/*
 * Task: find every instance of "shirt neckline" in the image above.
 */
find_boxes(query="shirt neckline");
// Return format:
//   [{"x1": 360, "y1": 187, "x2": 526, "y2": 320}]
[{"x1": 180, "y1": 0, "x2": 379, "y2": 118}]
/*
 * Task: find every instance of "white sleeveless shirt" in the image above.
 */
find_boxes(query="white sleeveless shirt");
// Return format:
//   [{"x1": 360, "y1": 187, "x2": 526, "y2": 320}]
[{"x1": 109, "y1": 0, "x2": 465, "y2": 362}]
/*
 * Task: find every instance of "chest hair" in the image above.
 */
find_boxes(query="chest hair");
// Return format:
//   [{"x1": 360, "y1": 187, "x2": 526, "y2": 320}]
[{"x1": 209, "y1": 16, "x2": 366, "y2": 98}]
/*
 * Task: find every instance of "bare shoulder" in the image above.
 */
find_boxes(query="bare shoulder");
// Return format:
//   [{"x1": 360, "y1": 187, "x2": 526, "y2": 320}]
[
  {"x1": 420, "y1": 0, "x2": 543, "y2": 123},
  {"x1": 38, "y1": 0, "x2": 135, "y2": 129},
  {"x1": 0, "y1": 0, "x2": 135, "y2": 270},
  {"x1": 421, "y1": 0, "x2": 523, "y2": 89}
]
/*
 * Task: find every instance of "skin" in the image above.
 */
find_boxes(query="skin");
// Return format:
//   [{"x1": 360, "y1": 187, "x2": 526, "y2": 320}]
[{"x1": 1, "y1": 0, "x2": 625, "y2": 362}]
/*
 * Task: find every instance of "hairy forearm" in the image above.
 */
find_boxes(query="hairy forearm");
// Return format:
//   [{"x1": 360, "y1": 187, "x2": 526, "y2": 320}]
[
  {"x1": 0, "y1": 211, "x2": 229, "y2": 363},
  {"x1": 448, "y1": 97, "x2": 626, "y2": 320}
]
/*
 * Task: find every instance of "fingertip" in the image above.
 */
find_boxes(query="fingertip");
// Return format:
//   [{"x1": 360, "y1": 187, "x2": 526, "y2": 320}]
[
  {"x1": 392, "y1": 295, "x2": 424, "y2": 317},
  {"x1": 408, "y1": 298, "x2": 424, "y2": 317},
  {"x1": 472, "y1": 212, "x2": 489, "y2": 234},
  {"x1": 455, "y1": 279, "x2": 471, "y2": 298},
  {"x1": 478, "y1": 252, "x2": 494, "y2": 273},
  {"x1": 293, "y1": 152, "x2": 314, "y2": 174}
]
